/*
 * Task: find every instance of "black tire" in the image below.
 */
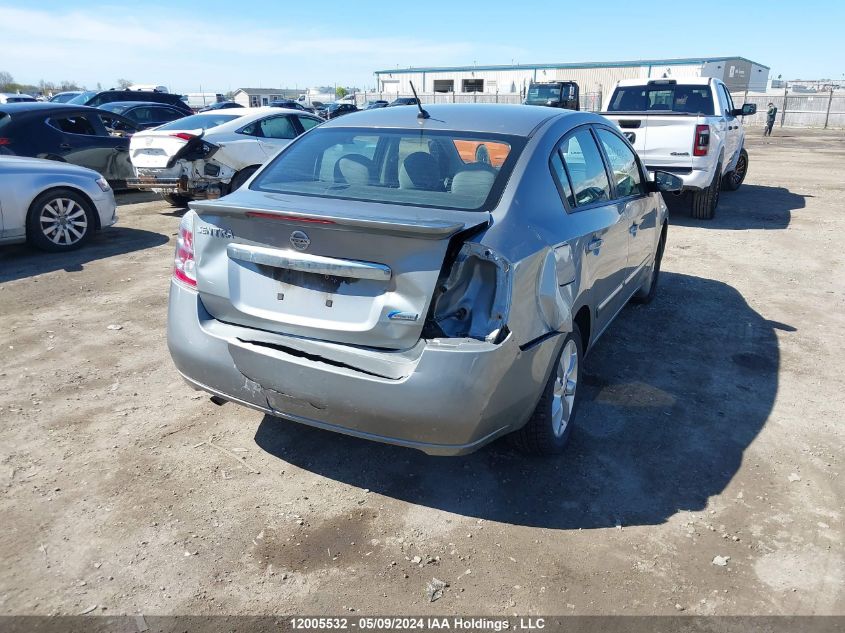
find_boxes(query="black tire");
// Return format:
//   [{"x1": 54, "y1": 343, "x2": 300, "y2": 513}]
[
  {"x1": 690, "y1": 162, "x2": 722, "y2": 220},
  {"x1": 26, "y1": 188, "x2": 96, "y2": 253},
  {"x1": 632, "y1": 224, "x2": 667, "y2": 304},
  {"x1": 721, "y1": 148, "x2": 748, "y2": 191},
  {"x1": 511, "y1": 324, "x2": 583, "y2": 455},
  {"x1": 162, "y1": 193, "x2": 192, "y2": 207},
  {"x1": 229, "y1": 166, "x2": 259, "y2": 192}
]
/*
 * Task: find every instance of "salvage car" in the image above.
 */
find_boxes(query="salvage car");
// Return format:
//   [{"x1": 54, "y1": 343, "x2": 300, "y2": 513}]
[
  {"x1": 129, "y1": 108, "x2": 321, "y2": 206},
  {"x1": 0, "y1": 103, "x2": 139, "y2": 187},
  {"x1": 67, "y1": 89, "x2": 193, "y2": 115},
  {"x1": 0, "y1": 156, "x2": 117, "y2": 251},
  {"x1": 98, "y1": 101, "x2": 186, "y2": 130},
  {"x1": 167, "y1": 104, "x2": 681, "y2": 455}
]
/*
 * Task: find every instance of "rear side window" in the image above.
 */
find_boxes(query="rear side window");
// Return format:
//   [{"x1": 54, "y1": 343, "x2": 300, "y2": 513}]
[
  {"x1": 240, "y1": 116, "x2": 297, "y2": 139},
  {"x1": 608, "y1": 85, "x2": 714, "y2": 115},
  {"x1": 550, "y1": 152, "x2": 575, "y2": 208},
  {"x1": 49, "y1": 115, "x2": 98, "y2": 136},
  {"x1": 558, "y1": 129, "x2": 611, "y2": 208},
  {"x1": 150, "y1": 107, "x2": 182, "y2": 123},
  {"x1": 595, "y1": 129, "x2": 645, "y2": 198},
  {"x1": 297, "y1": 116, "x2": 321, "y2": 131}
]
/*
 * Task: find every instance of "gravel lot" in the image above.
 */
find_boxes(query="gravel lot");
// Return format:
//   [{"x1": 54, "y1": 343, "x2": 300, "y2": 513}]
[{"x1": 1, "y1": 128, "x2": 843, "y2": 617}]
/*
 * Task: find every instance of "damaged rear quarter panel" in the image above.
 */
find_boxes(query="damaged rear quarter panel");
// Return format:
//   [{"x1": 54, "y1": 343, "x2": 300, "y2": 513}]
[{"x1": 472, "y1": 115, "x2": 604, "y2": 347}]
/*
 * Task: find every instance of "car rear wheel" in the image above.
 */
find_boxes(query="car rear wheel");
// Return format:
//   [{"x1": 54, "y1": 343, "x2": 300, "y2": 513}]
[
  {"x1": 27, "y1": 189, "x2": 95, "y2": 252},
  {"x1": 511, "y1": 325, "x2": 583, "y2": 455},
  {"x1": 722, "y1": 149, "x2": 748, "y2": 191},
  {"x1": 632, "y1": 225, "x2": 667, "y2": 304},
  {"x1": 690, "y1": 161, "x2": 721, "y2": 220},
  {"x1": 162, "y1": 193, "x2": 192, "y2": 208},
  {"x1": 229, "y1": 166, "x2": 259, "y2": 193}
]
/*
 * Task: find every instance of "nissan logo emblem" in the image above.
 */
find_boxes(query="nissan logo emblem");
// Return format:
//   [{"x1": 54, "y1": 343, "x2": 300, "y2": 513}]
[{"x1": 290, "y1": 230, "x2": 310, "y2": 251}]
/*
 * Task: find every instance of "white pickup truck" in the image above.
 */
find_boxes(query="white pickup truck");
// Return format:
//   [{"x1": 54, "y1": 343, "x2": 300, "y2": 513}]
[{"x1": 602, "y1": 77, "x2": 756, "y2": 219}]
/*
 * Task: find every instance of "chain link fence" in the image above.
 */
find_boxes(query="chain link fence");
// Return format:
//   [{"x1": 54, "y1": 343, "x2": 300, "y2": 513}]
[{"x1": 730, "y1": 91, "x2": 845, "y2": 129}]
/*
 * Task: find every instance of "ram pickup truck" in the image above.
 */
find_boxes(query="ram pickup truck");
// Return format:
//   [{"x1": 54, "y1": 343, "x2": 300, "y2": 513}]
[{"x1": 602, "y1": 78, "x2": 756, "y2": 219}]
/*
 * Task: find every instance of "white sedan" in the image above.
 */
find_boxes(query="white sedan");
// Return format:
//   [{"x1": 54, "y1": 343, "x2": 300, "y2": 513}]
[
  {"x1": 128, "y1": 108, "x2": 322, "y2": 206},
  {"x1": 0, "y1": 156, "x2": 117, "y2": 252}
]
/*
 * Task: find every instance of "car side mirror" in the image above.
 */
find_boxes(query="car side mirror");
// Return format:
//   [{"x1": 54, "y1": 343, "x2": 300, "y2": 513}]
[
  {"x1": 733, "y1": 103, "x2": 757, "y2": 117},
  {"x1": 649, "y1": 170, "x2": 684, "y2": 193}
]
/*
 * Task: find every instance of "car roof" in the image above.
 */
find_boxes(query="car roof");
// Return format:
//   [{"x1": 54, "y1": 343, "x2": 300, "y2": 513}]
[
  {"x1": 0, "y1": 102, "x2": 104, "y2": 115},
  {"x1": 616, "y1": 77, "x2": 714, "y2": 87},
  {"x1": 320, "y1": 103, "x2": 569, "y2": 136},
  {"x1": 204, "y1": 107, "x2": 320, "y2": 133},
  {"x1": 100, "y1": 101, "x2": 182, "y2": 108}
]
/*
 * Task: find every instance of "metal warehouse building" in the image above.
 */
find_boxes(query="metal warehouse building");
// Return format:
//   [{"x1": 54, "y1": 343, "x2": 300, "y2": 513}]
[{"x1": 374, "y1": 57, "x2": 770, "y2": 105}]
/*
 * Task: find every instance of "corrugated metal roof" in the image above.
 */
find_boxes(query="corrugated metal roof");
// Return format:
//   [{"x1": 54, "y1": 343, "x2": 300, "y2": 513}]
[{"x1": 375, "y1": 57, "x2": 770, "y2": 75}]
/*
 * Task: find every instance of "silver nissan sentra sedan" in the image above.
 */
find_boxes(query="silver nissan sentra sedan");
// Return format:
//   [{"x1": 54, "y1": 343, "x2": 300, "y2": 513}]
[{"x1": 167, "y1": 103, "x2": 680, "y2": 455}]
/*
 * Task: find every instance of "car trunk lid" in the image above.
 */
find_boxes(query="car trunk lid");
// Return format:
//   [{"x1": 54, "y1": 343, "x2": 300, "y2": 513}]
[
  {"x1": 191, "y1": 193, "x2": 488, "y2": 350},
  {"x1": 130, "y1": 129, "x2": 201, "y2": 169}
]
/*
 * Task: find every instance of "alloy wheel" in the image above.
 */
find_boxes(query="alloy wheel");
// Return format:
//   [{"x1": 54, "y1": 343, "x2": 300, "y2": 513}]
[
  {"x1": 551, "y1": 339, "x2": 579, "y2": 437},
  {"x1": 39, "y1": 198, "x2": 89, "y2": 246},
  {"x1": 733, "y1": 153, "x2": 747, "y2": 186}
]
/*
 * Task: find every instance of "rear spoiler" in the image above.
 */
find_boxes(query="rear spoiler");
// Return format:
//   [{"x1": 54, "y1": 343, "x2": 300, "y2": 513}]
[{"x1": 190, "y1": 200, "x2": 488, "y2": 239}]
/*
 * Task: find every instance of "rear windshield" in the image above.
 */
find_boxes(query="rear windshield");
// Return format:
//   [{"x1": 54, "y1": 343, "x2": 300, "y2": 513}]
[
  {"x1": 0, "y1": 112, "x2": 9, "y2": 131},
  {"x1": 99, "y1": 102, "x2": 131, "y2": 114},
  {"x1": 67, "y1": 91, "x2": 96, "y2": 105},
  {"x1": 251, "y1": 127, "x2": 525, "y2": 212},
  {"x1": 607, "y1": 85, "x2": 714, "y2": 115},
  {"x1": 154, "y1": 113, "x2": 240, "y2": 131}
]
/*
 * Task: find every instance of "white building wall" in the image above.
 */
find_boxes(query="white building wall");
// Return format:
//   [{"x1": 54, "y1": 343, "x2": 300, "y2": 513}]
[{"x1": 376, "y1": 58, "x2": 768, "y2": 97}]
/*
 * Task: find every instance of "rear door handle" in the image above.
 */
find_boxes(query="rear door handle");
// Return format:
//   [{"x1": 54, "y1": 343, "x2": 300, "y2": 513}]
[
  {"x1": 585, "y1": 237, "x2": 603, "y2": 253},
  {"x1": 59, "y1": 143, "x2": 72, "y2": 150}
]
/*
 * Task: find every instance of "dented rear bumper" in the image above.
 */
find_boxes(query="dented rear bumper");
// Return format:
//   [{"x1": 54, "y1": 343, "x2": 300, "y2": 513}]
[{"x1": 167, "y1": 280, "x2": 559, "y2": 455}]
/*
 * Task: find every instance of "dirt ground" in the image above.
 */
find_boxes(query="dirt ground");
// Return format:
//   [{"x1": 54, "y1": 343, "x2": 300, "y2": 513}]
[{"x1": 1, "y1": 128, "x2": 843, "y2": 618}]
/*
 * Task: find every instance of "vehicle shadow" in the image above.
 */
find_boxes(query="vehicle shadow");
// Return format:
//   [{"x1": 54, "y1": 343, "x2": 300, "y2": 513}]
[
  {"x1": 666, "y1": 184, "x2": 807, "y2": 230},
  {"x1": 113, "y1": 190, "x2": 161, "y2": 205},
  {"x1": 0, "y1": 227, "x2": 169, "y2": 284},
  {"x1": 254, "y1": 271, "x2": 780, "y2": 529}
]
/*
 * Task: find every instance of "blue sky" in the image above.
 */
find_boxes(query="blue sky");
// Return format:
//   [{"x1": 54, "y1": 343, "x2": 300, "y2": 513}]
[{"x1": 2, "y1": 0, "x2": 842, "y2": 92}]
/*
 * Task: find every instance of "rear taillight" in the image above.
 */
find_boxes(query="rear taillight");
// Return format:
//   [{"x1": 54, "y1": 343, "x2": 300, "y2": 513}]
[
  {"x1": 0, "y1": 138, "x2": 10, "y2": 146},
  {"x1": 693, "y1": 124, "x2": 710, "y2": 156},
  {"x1": 173, "y1": 212, "x2": 196, "y2": 287},
  {"x1": 170, "y1": 132, "x2": 195, "y2": 141}
]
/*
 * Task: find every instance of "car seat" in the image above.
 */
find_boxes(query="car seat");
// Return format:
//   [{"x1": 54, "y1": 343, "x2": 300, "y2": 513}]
[
  {"x1": 334, "y1": 154, "x2": 375, "y2": 186},
  {"x1": 399, "y1": 152, "x2": 444, "y2": 191}
]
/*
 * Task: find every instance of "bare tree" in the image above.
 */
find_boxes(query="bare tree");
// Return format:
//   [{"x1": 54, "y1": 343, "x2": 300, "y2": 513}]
[
  {"x1": 0, "y1": 71, "x2": 13, "y2": 90},
  {"x1": 116, "y1": 78, "x2": 133, "y2": 90}
]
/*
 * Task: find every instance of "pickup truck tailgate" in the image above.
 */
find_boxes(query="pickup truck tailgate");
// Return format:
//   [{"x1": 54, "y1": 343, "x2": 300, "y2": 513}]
[{"x1": 606, "y1": 114, "x2": 696, "y2": 170}]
